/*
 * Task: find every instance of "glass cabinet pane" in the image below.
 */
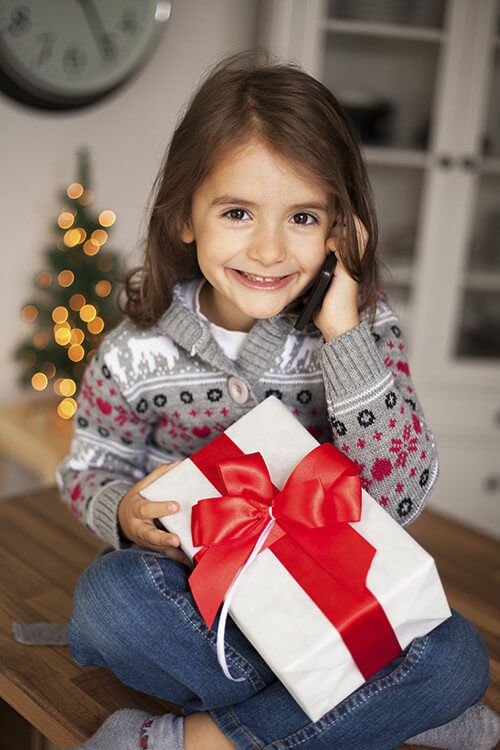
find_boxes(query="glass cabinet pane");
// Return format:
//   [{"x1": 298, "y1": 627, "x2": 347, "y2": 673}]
[
  {"x1": 455, "y1": 291, "x2": 500, "y2": 359},
  {"x1": 327, "y1": 0, "x2": 446, "y2": 28},
  {"x1": 322, "y1": 32, "x2": 443, "y2": 149},
  {"x1": 452, "y1": 4, "x2": 500, "y2": 361}
]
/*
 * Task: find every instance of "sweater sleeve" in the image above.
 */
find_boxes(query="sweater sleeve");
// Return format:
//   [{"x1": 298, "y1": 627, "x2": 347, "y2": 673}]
[
  {"x1": 318, "y1": 292, "x2": 439, "y2": 528},
  {"x1": 55, "y1": 339, "x2": 159, "y2": 550}
]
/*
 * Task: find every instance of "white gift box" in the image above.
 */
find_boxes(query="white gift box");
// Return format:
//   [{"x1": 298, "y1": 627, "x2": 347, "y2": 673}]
[{"x1": 141, "y1": 395, "x2": 451, "y2": 722}]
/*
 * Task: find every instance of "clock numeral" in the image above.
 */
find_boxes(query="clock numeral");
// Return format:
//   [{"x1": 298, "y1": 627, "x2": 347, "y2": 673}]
[
  {"x1": 6, "y1": 4, "x2": 32, "y2": 36},
  {"x1": 35, "y1": 32, "x2": 55, "y2": 67},
  {"x1": 100, "y1": 33, "x2": 117, "y2": 62},
  {"x1": 63, "y1": 47, "x2": 87, "y2": 76},
  {"x1": 120, "y1": 9, "x2": 140, "y2": 34}
]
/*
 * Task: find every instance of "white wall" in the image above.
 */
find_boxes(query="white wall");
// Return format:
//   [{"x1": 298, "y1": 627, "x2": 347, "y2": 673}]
[{"x1": 0, "y1": 0, "x2": 259, "y2": 496}]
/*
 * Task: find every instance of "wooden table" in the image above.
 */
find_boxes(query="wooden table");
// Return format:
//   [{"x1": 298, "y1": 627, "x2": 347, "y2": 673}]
[
  {"x1": 0, "y1": 400, "x2": 72, "y2": 489},
  {"x1": 0, "y1": 487, "x2": 498, "y2": 749},
  {"x1": 0, "y1": 487, "x2": 179, "y2": 749}
]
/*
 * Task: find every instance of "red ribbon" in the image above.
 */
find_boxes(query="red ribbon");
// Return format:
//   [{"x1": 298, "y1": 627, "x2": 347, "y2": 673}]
[{"x1": 188, "y1": 434, "x2": 402, "y2": 680}]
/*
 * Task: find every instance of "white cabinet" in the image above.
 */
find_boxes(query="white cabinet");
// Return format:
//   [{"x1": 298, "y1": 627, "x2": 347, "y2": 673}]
[{"x1": 258, "y1": 0, "x2": 500, "y2": 537}]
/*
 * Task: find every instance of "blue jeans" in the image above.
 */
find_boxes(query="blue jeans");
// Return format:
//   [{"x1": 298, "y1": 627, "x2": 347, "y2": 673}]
[{"x1": 68, "y1": 548, "x2": 490, "y2": 750}]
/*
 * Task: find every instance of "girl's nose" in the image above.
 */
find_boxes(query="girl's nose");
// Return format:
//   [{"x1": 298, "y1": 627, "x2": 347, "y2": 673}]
[{"x1": 245, "y1": 231, "x2": 288, "y2": 268}]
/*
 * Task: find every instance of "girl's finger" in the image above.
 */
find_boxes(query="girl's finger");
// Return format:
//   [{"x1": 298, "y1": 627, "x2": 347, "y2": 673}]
[
  {"x1": 141, "y1": 525, "x2": 181, "y2": 548},
  {"x1": 138, "y1": 499, "x2": 180, "y2": 519}
]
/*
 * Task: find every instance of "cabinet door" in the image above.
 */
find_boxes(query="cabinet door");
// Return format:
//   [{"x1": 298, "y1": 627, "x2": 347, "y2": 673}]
[
  {"x1": 412, "y1": 0, "x2": 500, "y2": 389},
  {"x1": 452, "y1": 1, "x2": 500, "y2": 364},
  {"x1": 289, "y1": 0, "x2": 462, "y2": 349}
]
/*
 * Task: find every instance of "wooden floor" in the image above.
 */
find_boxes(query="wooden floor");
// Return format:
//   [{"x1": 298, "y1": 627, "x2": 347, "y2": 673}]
[{"x1": 0, "y1": 487, "x2": 498, "y2": 749}]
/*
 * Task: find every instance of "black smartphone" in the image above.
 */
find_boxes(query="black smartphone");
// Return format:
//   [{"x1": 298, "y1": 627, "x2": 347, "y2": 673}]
[{"x1": 293, "y1": 252, "x2": 337, "y2": 331}]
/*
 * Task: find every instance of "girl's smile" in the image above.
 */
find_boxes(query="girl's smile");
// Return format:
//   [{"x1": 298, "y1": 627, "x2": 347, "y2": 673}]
[
  {"x1": 180, "y1": 139, "x2": 334, "y2": 332},
  {"x1": 226, "y1": 267, "x2": 298, "y2": 289}
]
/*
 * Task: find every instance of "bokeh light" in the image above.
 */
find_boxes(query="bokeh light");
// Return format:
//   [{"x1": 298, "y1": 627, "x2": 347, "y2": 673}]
[
  {"x1": 91, "y1": 229, "x2": 107, "y2": 245},
  {"x1": 57, "y1": 212, "x2": 75, "y2": 229},
  {"x1": 68, "y1": 345, "x2": 85, "y2": 362},
  {"x1": 98, "y1": 210, "x2": 116, "y2": 227},
  {"x1": 58, "y1": 270, "x2": 75, "y2": 287},
  {"x1": 58, "y1": 397, "x2": 77, "y2": 419},
  {"x1": 60, "y1": 378, "x2": 77, "y2": 396},
  {"x1": 80, "y1": 304, "x2": 97, "y2": 322},
  {"x1": 87, "y1": 316, "x2": 104, "y2": 334},
  {"x1": 95, "y1": 280, "x2": 112, "y2": 297},
  {"x1": 22, "y1": 305, "x2": 38, "y2": 322},
  {"x1": 69, "y1": 293, "x2": 86, "y2": 311},
  {"x1": 36, "y1": 271, "x2": 53, "y2": 288},
  {"x1": 67, "y1": 183, "x2": 84, "y2": 199},
  {"x1": 52, "y1": 306, "x2": 68, "y2": 323},
  {"x1": 83, "y1": 239, "x2": 100, "y2": 256},
  {"x1": 32, "y1": 372, "x2": 48, "y2": 391}
]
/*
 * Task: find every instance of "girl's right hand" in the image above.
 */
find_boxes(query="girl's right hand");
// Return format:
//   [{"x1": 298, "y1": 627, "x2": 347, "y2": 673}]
[{"x1": 117, "y1": 459, "x2": 193, "y2": 569}]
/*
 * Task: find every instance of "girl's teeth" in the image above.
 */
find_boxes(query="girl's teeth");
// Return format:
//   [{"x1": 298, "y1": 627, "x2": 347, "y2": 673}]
[{"x1": 240, "y1": 271, "x2": 285, "y2": 281}]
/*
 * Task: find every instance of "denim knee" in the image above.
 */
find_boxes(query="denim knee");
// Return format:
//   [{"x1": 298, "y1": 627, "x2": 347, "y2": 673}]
[
  {"x1": 68, "y1": 548, "x2": 152, "y2": 665},
  {"x1": 426, "y1": 607, "x2": 490, "y2": 715}
]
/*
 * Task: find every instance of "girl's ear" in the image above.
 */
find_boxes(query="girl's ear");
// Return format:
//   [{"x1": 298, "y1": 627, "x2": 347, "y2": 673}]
[{"x1": 180, "y1": 219, "x2": 195, "y2": 244}]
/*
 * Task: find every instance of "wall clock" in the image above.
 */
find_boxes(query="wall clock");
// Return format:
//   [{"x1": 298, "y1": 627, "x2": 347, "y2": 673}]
[{"x1": 0, "y1": 0, "x2": 172, "y2": 110}]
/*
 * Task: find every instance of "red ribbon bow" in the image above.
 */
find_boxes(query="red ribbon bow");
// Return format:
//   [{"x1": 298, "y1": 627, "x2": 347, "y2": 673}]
[{"x1": 188, "y1": 434, "x2": 402, "y2": 679}]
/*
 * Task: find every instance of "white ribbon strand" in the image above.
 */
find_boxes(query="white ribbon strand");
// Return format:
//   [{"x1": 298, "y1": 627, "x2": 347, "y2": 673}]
[{"x1": 216, "y1": 506, "x2": 276, "y2": 681}]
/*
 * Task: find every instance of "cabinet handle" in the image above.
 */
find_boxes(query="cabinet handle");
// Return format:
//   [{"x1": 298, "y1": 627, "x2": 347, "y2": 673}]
[
  {"x1": 483, "y1": 475, "x2": 499, "y2": 492},
  {"x1": 438, "y1": 155, "x2": 453, "y2": 168},
  {"x1": 494, "y1": 410, "x2": 500, "y2": 428},
  {"x1": 462, "y1": 156, "x2": 478, "y2": 171}
]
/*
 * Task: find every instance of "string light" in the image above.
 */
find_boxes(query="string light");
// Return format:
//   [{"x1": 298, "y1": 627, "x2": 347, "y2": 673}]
[
  {"x1": 80, "y1": 189, "x2": 94, "y2": 205},
  {"x1": 52, "y1": 306, "x2": 68, "y2": 323},
  {"x1": 32, "y1": 372, "x2": 48, "y2": 391},
  {"x1": 58, "y1": 270, "x2": 75, "y2": 287},
  {"x1": 98, "y1": 210, "x2": 116, "y2": 227},
  {"x1": 95, "y1": 280, "x2": 112, "y2": 297},
  {"x1": 79, "y1": 304, "x2": 97, "y2": 322},
  {"x1": 97, "y1": 255, "x2": 114, "y2": 272},
  {"x1": 57, "y1": 397, "x2": 77, "y2": 419},
  {"x1": 36, "y1": 271, "x2": 52, "y2": 288},
  {"x1": 41, "y1": 362, "x2": 56, "y2": 379},
  {"x1": 87, "y1": 317, "x2": 104, "y2": 334},
  {"x1": 67, "y1": 183, "x2": 84, "y2": 199},
  {"x1": 57, "y1": 212, "x2": 75, "y2": 229},
  {"x1": 22, "y1": 305, "x2": 38, "y2": 322},
  {"x1": 91, "y1": 229, "x2": 107, "y2": 245},
  {"x1": 19, "y1": 154, "x2": 120, "y2": 417},
  {"x1": 70, "y1": 328, "x2": 85, "y2": 345},
  {"x1": 60, "y1": 378, "x2": 76, "y2": 396},
  {"x1": 83, "y1": 239, "x2": 100, "y2": 256},
  {"x1": 69, "y1": 293, "x2": 86, "y2": 311},
  {"x1": 33, "y1": 332, "x2": 48, "y2": 348},
  {"x1": 68, "y1": 344, "x2": 85, "y2": 362}
]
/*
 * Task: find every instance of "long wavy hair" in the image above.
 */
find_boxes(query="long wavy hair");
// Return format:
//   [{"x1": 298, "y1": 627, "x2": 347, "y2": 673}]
[{"x1": 118, "y1": 47, "x2": 382, "y2": 330}]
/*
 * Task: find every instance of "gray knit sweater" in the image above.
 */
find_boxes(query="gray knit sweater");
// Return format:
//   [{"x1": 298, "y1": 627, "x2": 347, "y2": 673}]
[{"x1": 55, "y1": 275, "x2": 439, "y2": 549}]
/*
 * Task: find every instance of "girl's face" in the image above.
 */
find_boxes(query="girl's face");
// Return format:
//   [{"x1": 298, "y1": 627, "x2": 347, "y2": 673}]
[{"x1": 180, "y1": 139, "x2": 335, "y2": 332}]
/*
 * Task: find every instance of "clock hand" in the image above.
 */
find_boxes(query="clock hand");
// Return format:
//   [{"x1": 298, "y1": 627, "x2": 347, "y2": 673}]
[{"x1": 76, "y1": 0, "x2": 115, "y2": 61}]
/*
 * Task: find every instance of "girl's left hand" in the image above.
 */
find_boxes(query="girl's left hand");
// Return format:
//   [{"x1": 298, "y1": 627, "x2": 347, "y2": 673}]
[{"x1": 312, "y1": 212, "x2": 369, "y2": 341}]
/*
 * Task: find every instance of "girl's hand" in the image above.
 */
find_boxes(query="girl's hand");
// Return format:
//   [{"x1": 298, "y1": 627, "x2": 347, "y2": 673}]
[
  {"x1": 312, "y1": 213, "x2": 369, "y2": 341},
  {"x1": 117, "y1": 460, "x2": 193, "y2": 569}
]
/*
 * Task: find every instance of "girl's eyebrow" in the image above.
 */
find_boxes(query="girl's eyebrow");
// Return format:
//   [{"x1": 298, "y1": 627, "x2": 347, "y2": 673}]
[{"x1": 210, "y1": 195, "x2": 329, "y2": 213}]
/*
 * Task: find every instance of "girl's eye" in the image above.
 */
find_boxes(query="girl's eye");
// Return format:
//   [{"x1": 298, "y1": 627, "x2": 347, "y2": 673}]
[{"x1": 222, "y1": 209, "x2": 319, "y2": 226}]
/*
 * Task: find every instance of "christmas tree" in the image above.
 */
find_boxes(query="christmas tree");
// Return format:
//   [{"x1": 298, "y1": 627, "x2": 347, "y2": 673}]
[{"x1": 14, "y1": 146, "x2": 123, "y2": 420}]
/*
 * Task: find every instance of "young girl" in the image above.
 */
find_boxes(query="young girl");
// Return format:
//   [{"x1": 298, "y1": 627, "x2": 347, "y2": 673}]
[{"x1": 56, "y1": 49, "x2": 499, "y2": 750}]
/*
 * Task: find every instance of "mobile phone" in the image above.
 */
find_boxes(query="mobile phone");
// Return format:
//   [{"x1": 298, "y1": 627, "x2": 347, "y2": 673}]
[{"x1": 293, "y1": 252, "x2": 337, "y2": 331}]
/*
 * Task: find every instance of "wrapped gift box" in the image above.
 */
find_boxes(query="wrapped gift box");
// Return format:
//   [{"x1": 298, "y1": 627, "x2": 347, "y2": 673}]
[{"x1": 140, "y1": 395, "x2": 451, "y2": 722}]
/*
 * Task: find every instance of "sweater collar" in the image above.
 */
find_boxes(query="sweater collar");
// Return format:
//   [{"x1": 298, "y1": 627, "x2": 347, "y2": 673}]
[{"x1": 155, "y1": 276, "x2": 305, "y2": 382}]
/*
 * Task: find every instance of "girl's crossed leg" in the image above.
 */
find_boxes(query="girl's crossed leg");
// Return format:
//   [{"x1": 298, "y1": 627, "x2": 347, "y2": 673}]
[{"x1": 68, "y1": 548, "x2": 490, "y2": 750}]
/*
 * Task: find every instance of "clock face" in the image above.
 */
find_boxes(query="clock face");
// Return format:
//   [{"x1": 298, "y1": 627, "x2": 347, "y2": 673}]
[{"x1": 0, "y1": 0, "x2": 172, "y2": 109}]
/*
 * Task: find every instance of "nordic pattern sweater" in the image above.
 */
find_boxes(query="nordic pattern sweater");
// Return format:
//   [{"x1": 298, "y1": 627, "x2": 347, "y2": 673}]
[{"x1": 55, "y1": 276, "x2": 439, "y2": 549}]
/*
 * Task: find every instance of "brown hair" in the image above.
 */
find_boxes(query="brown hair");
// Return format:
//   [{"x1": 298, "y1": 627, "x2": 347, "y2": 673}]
[{"x1": 118, "y1": 47, "x2": 383, "y2": 331}]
